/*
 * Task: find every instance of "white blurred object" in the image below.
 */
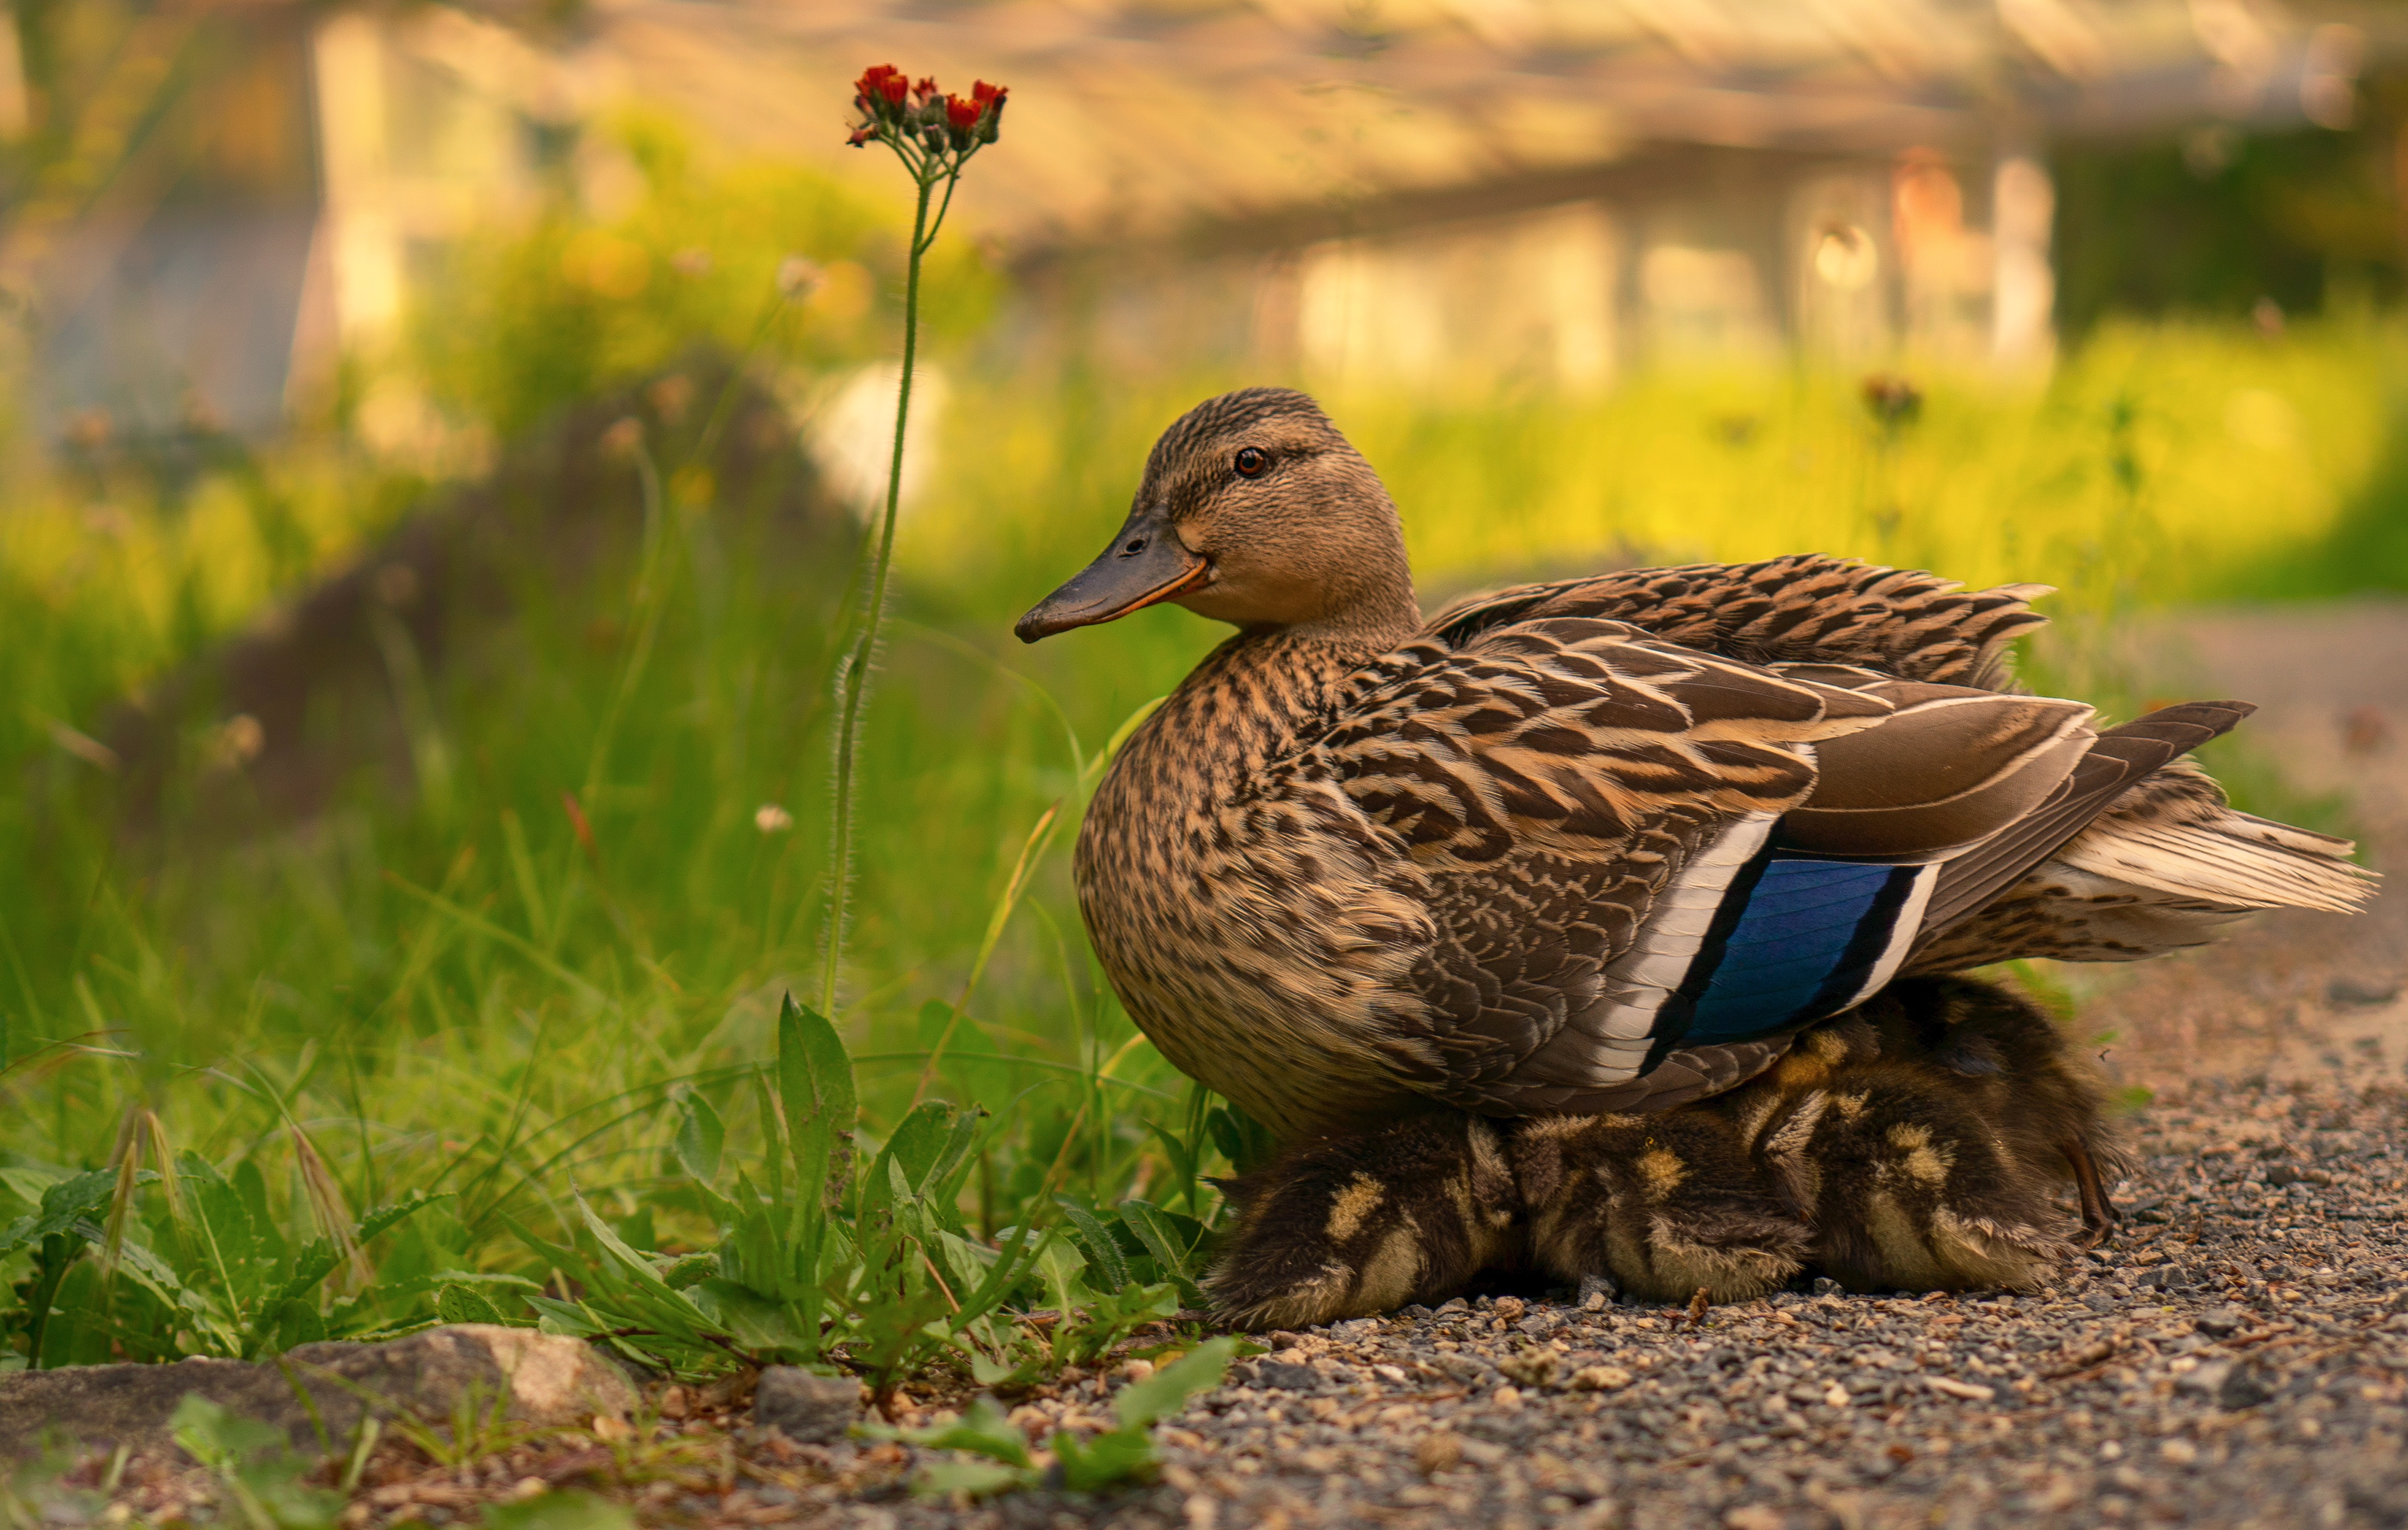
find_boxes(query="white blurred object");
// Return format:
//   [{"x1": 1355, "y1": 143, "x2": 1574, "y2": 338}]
[
  {"x1": 805, "y1": 361, "x2": 950, "y2": 520},
  {"x1": 1992, "y1": 155, "x2": 2056, "y2": 368},
  {"x1": 1298, "y1": 204, "x2": 1620, "y2": 394},
  {"x1": 2301, "y1": 24, "x2": 2364, "y2": 131},
  {"x1": 1638, "y1": 244, "x2": 1775, "y2": 363},
  {"x1": 1812, "y1": 225, "x2": 1880, "y2": 291},
  {"x1": 2190, "y1": 0, "x2": 2279, "y2": 114}
]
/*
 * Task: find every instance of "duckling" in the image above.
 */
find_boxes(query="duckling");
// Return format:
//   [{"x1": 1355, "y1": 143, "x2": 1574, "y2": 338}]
[
  {"x1": 1015, "y1": 387, "x2": 2373, "y2": 1146},
  {"x1": 1208, "y1": 974, "x2": 2117, "y2": 1329}
]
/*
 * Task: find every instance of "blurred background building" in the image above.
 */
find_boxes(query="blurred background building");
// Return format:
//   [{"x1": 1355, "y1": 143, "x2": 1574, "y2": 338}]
[{"x1": 3, "y1": 0, "x2": 2402, "y2": 445}]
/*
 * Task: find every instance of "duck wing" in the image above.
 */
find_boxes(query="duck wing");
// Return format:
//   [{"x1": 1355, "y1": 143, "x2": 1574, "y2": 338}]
[
  {"x1": 1296, "y1": 613, "x2": 2257, "y2": 1120},
  {"x1": 1289, "y1": 616, "x2": 1898, "y2": 1117},
  {"x1": 1428, "y1": 554, "x2": 2050, "y2": 689}
]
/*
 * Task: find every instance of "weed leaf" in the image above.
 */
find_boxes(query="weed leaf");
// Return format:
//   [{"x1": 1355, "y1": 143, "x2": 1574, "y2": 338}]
[
  {"x1": 436, "y1": 1284, "x2": 510, "y2": 1325},
  {"x1": 776, "y1": 993, "x2": 856, "y2": 1216},
  {"x1": 1052, "y1": 1425, "x2": 1157, "y2": 1493},
  {"x1": 672, "y1": 1091, "x2": 725, "y2": 1186},
  {"x1": 1053, "y1": 1199, "x2": 1130, "y2": 1291},
  {"x1": 1115, "y1": 1336, "x2": 1238, "y2": 1430},
  {"x1": 480, "y1": 1489, "x2": 637, "y2": 1530},
  {"x1": 1115, "y1": 1199, "x2": 1207, "y2": 1307}
]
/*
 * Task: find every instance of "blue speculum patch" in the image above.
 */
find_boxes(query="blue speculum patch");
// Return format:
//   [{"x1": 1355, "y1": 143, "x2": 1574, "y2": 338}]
[{"x1": 1679, "y1": 857, "x2": 1925, "y2": 1043}]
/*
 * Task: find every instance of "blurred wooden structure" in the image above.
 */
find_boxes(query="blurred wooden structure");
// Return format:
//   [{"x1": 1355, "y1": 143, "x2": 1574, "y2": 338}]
[{"x1": 1, "y1": 0, "x2": 2394, "y2": 436}]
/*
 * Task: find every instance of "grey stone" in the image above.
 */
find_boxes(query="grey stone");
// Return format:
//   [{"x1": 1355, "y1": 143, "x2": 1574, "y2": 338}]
[
  {"x1": 2197, "y1": 1306, "x2": 2248, "y2": 1337},
  {"x1": 0, "y1": 1324, "x2": 635, "y2": 1460},
  {"x1": 1430, "y1": 1354, "x2": 1496, "y2": 1386},
  {"x1": 1250, "y1": 1361, "x2": 1323, "y2": 1392},
  {"x1": 2328, "y1": 978, "x2": 2402, "y2": 1009},
  {"x1": 752, "y1": 1368, "x2": 863, "y2": 1445},
  {"x1": 2217, "y1": 1362, "x2": 2275, "y2": 1410},
  {"x1": 2177, "y1": 1359, "x2": 2236, "y2": 1398}
]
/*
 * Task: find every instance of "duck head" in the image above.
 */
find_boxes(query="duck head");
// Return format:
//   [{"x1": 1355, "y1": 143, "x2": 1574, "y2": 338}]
[{"x1": 1015, "y1": 387, "x2": 1420, "y2": 644}]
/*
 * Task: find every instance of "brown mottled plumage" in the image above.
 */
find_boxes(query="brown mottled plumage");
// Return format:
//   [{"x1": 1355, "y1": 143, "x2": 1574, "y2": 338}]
[
  {"x1": 1015, "y1": 386, "x2": 2374, "y2": 1324},
  {"x1": 1018, "y1": 386, "x2": 2373, "y2": 1142}
]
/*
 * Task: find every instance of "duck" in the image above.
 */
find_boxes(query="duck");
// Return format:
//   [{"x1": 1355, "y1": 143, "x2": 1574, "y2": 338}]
[{"x1": 1014, "y1": 386, "x2": 2376, "y2": 1157}]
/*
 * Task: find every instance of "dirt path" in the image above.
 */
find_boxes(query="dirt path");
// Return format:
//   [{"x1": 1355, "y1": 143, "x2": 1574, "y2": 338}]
[{"x1": 2070, "y1": 601, "x2": 2408, "y2": 1095}]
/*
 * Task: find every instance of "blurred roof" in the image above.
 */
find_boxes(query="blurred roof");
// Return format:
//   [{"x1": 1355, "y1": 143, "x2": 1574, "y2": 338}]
[{"x1": 568, "y1": 0, "x2": 2378, "y2": 250}]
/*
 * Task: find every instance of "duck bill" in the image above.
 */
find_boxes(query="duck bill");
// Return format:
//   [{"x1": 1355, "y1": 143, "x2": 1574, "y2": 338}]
[{"x1": 1014, "y1": 522, "x2": 1208, "y2": 643}]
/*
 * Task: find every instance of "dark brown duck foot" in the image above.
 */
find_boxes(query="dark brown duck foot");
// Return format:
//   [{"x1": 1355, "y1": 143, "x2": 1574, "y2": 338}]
[
  {"x1": 2064, "y1": 1134, "x2": 2122, "y2": 1250},
  {"x1": 1205, "y1": 1112, "x2": 1521, "y2": 1332},
  {"x1": 1512, "y1": 1109, "x2": 1813, "y2": 1305}
]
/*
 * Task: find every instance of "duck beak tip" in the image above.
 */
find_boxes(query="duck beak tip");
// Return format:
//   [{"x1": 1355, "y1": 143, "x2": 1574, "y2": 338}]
[{"x1": 1013, "y1": 522, "x2": 1205, "y2": 645}]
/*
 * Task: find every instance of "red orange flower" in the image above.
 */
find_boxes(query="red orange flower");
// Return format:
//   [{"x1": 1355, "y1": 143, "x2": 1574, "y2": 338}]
[{"x1": 845, "y1": 64, "x2": 1006, "y2": 156}]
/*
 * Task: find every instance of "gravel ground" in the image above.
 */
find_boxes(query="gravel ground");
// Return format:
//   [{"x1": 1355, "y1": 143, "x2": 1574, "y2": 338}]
[{"x1": 741, "y1": 1070, "x2": 2408, "y2": 1530}]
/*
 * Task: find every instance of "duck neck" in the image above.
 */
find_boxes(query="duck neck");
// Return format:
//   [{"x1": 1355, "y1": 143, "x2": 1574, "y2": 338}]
[{"x1": 1139, "y1": 609, "x2": 1416, "y2": 791}]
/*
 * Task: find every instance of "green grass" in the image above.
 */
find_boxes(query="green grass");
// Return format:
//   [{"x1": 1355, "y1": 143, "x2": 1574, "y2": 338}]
[{"x1": 2, "y1": 155, "x2": 2404, "y2": 1378}]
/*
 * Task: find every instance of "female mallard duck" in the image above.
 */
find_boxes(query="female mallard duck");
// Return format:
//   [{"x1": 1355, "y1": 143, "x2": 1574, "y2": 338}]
[{"x1": 1016, "y1": 387, "x2": 2375, "y2": 1322}]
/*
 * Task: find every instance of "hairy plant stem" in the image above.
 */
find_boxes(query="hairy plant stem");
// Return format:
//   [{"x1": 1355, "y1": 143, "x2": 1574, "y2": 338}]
[{"x1": 822, "y1": 168, "x2": 942, "y2": 1019}]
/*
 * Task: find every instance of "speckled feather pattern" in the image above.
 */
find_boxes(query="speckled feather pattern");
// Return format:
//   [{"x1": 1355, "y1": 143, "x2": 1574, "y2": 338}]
[{"x1": 1079, "y1": 555, "x2": 2061, "y2": 1140}]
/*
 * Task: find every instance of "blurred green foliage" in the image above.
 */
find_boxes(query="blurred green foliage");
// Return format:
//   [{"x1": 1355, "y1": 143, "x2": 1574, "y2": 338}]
[
  {"x1": 2055, "y1": 80, "x2": 2408, "y2": 336},
  {"x1": 401, "y1": 113, "x2": 1000, "y2": 441}
]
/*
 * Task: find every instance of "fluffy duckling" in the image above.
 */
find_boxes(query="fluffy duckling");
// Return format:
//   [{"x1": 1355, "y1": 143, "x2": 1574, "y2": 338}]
[{"x1": 1208, "y1": 975, "x2": 2117, "y2": 1329}]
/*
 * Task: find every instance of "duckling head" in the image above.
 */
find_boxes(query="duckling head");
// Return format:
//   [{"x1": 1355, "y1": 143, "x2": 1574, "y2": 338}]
[{"x1": 1015, "y1": 387, "x2": 1420, "y2": 644}]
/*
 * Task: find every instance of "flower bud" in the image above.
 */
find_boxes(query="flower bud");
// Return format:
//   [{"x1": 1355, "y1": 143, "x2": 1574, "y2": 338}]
[
  {"x1": 972, "y1": 82, "x2": 1008, "y2": 144},
  {"x1": 854, "y1": 63, "x2": 904, "y2": 121},
  {"x1": 943, "y1": 93, "x2": 981, "y2": 150},
  {"x1": 599, "y1": 416, "x2": 645, "y2": 459}
]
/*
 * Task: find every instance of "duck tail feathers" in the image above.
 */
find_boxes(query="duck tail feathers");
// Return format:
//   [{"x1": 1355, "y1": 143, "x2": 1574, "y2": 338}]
[
  {"x1": 1903, "y1": 724, "x2": 2377, "y2": 973},
  {"x1": 2053, "y1": 789, "x2": 2378, "y2": 918},
  {"x1": 1912, "y1": 701, "x2": 2256, "y2": 941}
]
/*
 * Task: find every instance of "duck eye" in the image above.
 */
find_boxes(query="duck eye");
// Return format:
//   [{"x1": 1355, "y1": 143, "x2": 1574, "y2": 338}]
[{"x1": 1233, "y1": 446, "x2": 1270, "y2": 478}]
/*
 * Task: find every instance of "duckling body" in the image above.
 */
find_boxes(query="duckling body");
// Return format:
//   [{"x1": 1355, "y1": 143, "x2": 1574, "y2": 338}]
[
  {"x1": 1021, "y1": 389, "x2": 2374, "y2": 1147},
  {"x1": 1209, "y1": 974, "x2": 2126, "y2": 1328}
]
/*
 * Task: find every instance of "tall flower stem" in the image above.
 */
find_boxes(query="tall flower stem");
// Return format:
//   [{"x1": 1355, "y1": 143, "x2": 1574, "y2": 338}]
[
  {"x1": 819, "y1": 174, "x2": 937, "y2": 1019},
  {"x1": 816, "y1": 66, "x2": 1003, "y2": 1018}
]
